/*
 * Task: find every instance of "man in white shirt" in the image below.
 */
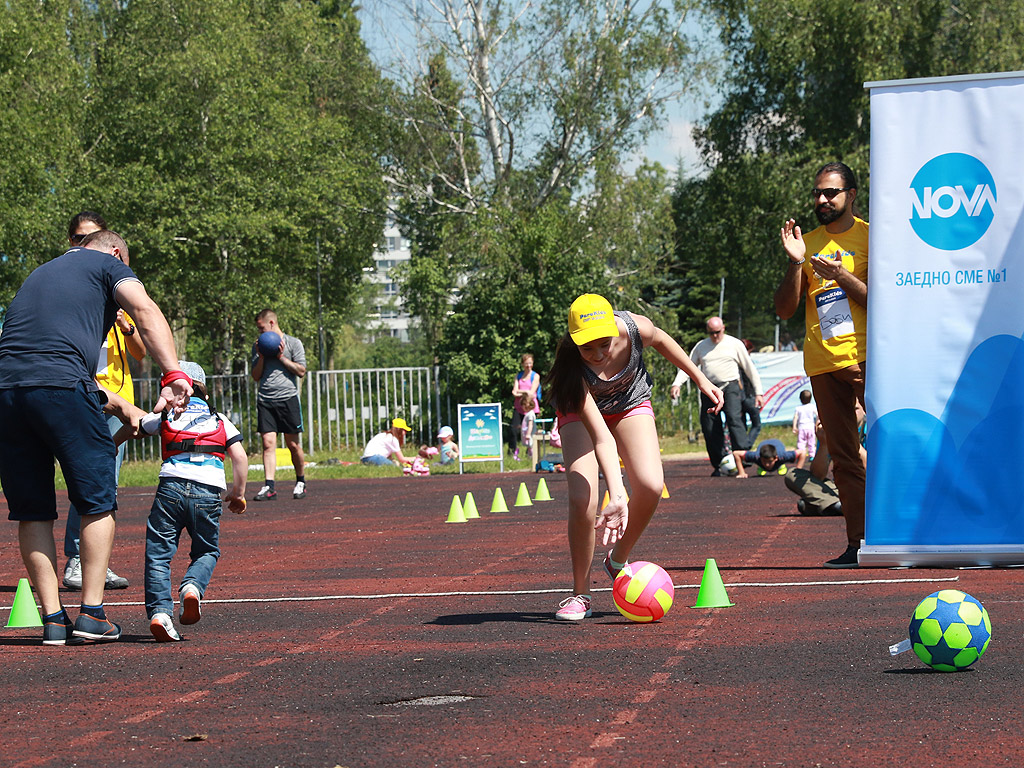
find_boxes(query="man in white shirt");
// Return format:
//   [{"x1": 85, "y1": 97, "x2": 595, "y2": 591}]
[{"x1": 670, "y1": 317, "x2": 763, "y2": 475}]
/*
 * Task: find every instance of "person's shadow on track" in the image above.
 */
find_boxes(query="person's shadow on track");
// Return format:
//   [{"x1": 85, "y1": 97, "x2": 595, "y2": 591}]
[{"x1": 427, "y1": 611, "x2": 621, "y2": 625}]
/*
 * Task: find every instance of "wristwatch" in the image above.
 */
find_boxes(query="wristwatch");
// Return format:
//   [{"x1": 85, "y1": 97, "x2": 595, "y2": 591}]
[{"x1": 124, "y1": 324, "x2": 136, "y2": 336}]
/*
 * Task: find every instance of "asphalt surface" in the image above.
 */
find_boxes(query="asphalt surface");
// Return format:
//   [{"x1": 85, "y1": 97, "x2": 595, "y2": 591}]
[{"x1": 2, "y1": 459, "x2": 1023, "y2": 767}]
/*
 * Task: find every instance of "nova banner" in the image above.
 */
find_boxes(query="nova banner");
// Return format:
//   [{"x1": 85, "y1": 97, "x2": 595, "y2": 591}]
[{"x1": 862, "y1": 71, "x2": 1024, "y2": 566}]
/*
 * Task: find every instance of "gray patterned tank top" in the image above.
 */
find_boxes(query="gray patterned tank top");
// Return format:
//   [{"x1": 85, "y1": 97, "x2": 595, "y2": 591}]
[{"x1": 582, "y1": 311, "x2": 653, "y2": 414}]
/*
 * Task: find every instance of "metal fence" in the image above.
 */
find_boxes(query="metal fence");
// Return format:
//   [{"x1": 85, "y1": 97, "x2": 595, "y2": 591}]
[{"x1": 125, "y1": 366, "x2": 441, "y2": 461}]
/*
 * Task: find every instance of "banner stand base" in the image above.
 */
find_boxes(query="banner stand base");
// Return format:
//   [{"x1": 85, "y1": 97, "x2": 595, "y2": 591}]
[{"x1": 859, "y1": 543, "x2": 1024, "y2": 568}]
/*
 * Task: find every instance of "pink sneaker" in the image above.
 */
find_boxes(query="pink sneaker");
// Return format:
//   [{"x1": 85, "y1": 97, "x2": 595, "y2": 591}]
[
  {"x1": 555, "y1": 594, "x2": 592, "y2": 621},
  {"x1": 603, "y1": 552, "x2": 628, "y2": 581}
]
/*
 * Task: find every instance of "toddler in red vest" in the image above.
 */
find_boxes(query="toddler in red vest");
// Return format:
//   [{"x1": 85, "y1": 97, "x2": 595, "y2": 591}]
[{"x1": 118, "y1": 361, "x2": 246, "y2": 641}]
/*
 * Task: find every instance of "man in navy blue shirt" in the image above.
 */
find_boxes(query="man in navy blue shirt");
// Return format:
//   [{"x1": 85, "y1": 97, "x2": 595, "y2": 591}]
[
  {"x1": 731, "y1": 438, "x2": 806, "y2": 479},
  {"x1": 0, "y1": 229, "x2": 193, "y2": 645}
]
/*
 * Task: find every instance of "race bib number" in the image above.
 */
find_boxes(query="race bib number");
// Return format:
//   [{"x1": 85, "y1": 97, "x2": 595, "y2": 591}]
[{"x1": 815, "y1": 287, "x2": 855, "y2": 340}]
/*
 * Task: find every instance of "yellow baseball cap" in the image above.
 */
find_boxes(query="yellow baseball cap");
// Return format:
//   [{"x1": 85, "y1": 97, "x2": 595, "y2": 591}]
[
  {"x1": 568, "y1": 294, "x2": 620, "y2": 345},
  {"x1": 392, "y1": 417, "x2": 412, "y2": 432}
]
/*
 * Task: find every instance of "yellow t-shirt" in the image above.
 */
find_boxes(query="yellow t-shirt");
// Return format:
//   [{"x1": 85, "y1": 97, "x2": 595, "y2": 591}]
[
  {"x1": 96, "y1": 311, "x2": 138, "y2": 405},
  {"x1": 801, "y1": 217, "x2": 869, "y2": 377}
]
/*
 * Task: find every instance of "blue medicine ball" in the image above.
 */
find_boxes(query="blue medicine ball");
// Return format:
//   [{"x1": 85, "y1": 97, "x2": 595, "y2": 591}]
[{"x1": 258, "y1": 331, "x2": 282, "y2": 357}]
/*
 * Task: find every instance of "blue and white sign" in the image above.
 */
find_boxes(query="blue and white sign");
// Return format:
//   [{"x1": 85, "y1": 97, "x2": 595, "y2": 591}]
[
  {"x1": 863, "y1": 71, "x2": 1024, "y2": 566},
  {"x1": 457, "y1": 403, "x2": 504, "y2": 474},
  {"x1": 909, "y1": 152, "x2": 997, "y2": 250}
]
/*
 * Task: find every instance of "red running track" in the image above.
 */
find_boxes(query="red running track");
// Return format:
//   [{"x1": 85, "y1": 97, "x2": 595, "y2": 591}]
[{"x1": 2, "y1": 458, "x2": 1023, "y2": 767}]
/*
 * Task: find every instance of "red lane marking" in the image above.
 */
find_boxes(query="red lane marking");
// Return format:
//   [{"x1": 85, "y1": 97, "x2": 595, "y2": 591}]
[
  {"x1": 253, "y1": 656, "x2": 283, "y2": 667},
  {"x1": 123, "y1": 710, "x2": 164, "y2": 724},
  {"x1": 214, "y1": 671, "x2": 249, "y2": 684},
  {"x1": 609, "y1": 710, "x2": 638, "y2": 726},
  {"x1": 174, "y1": 690, "x2": 209, "y2": 703}
]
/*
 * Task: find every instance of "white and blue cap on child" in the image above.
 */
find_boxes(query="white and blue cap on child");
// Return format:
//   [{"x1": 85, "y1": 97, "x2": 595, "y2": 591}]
[
  {"x1": 437, "y1": 426, "x2": 454, "y2": 439},
  {"x1": 177, "y1": 360, "x2": 206, "y2": 386}
]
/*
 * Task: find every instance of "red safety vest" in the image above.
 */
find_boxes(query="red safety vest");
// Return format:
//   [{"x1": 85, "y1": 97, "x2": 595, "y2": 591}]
[{"x1": 160, "y1": 398, "x2": 227, "y2": 461}]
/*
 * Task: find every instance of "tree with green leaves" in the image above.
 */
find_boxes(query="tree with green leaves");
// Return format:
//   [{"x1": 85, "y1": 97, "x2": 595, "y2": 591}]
[
  {"x1": 80, "y1": 0, "x2": 388, "y2": 372},
  {"x1": 668, "y1": 0, "x2": 1024, "y2": 348},
  {"x1": 0, "y1": 0, "x2": 93, "y2": 308},
  {"x1": 365, "y1": 0, "x2": 711, "y2": 400}
]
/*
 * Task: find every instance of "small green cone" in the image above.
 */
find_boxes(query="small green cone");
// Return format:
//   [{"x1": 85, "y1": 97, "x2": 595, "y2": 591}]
[
  {"x1": 445, "y1": 495, "x2": 466, "y2": 523},
  {"x1": 490, "y1": 488, "x2": 509, "y2": 513},
  {"x1": 7, "y1": 578, "x2": 43, "y2": 627},
  {"x1": 514, "y1": 482, "x2": 533, "y2": 507},
  {"x1": 534, "y1": 477, "x2": 552, "y2": 501},
  {"x1": 463, "y1": 492, "x2": 480, "y2": 519},
  {"x1": 691, "y1": 558, "x2": 734, "y2": 608}
]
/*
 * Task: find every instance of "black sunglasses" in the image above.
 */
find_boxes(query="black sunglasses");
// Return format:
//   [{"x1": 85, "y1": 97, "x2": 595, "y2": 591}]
[
  {"x1": 70, "y1": 233, "x2": 88, "y2": 245},
  {"x1": 811, "y1": 187, "x2": 851, "y2": 200}
]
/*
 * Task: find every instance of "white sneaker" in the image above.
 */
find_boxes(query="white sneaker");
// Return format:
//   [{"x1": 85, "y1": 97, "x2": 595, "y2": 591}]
[
  {"x1": 62, "y1": 557, "x2": 82, "y2": 589},
  {"x1": 293, "y1": 481, "x2": 306, "y2": 499},
  {"x1": 150, "y1": 613, "x2": 182, "y2": 642},
  {"x1": 180, "y1": 583, "x2": 202, "y2": 625}
]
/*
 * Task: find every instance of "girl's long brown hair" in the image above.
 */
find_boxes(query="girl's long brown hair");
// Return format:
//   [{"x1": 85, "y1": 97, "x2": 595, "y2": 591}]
[{"x1": 543, "y1": 334, "x2": 586, "y2": 415}]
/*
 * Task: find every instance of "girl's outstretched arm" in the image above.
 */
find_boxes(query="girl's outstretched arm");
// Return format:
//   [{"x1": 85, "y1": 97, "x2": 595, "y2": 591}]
[
  {"x1": 579, "y1": 390, "x2": 629, "y2": 546},
  {"x1": 630, "y1": 313, "x2": 725, "y2": 414}
]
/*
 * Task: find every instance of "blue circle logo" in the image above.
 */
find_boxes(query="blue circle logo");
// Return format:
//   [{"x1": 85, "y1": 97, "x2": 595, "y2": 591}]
[{"x1": 909, "y1": 153, "x2": 996, "y2": 251}]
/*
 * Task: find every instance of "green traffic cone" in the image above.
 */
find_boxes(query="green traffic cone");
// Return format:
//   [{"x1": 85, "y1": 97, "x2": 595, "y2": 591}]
[
  {"x1": 534, "y1": 477, "x2": 552, "y2": 501},
  {"x1": 691, "y1": 558, "x2": 734, "y2": 608},
  {"x1": 514, "y1": 482, "x2": 533, "y2": 507},
  {"x1": 7, "y1": 578, "x2": 43, "y2": 627},
  {"x1": 490, "y1": 488, "x2": 509, "y2": 513},
  {"x1": 445, "y1": 495, "x2": 466, "y2": 523},
  {"x1": 463, "y1": 492, "x2": 480, "y2": 519}
]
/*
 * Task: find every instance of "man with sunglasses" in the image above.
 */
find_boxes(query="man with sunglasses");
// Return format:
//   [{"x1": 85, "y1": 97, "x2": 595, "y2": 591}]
[
  {"x1": 670, "y1": 316, "x2": 763, "y2": 475},
  {"x1": 61, "y1": 212, "x2": 147, "y2": 592},
  {"x1": 776, "y1": 161, "x2": 868, "y2": 568}
]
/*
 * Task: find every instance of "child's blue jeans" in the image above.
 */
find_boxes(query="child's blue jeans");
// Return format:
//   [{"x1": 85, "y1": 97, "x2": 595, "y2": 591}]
[{"x1": 145, "y1": 478, "x2": 222, "y2": 618}]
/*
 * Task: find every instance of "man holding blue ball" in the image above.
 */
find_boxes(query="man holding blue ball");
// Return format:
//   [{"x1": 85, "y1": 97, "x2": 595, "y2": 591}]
[{"x1": 251, "y1": 309, "x2": 307, "y2": 501}]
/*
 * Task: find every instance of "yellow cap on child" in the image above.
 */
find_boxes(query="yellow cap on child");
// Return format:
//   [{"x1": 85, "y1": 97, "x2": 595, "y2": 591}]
[{"x1": 568, "y1": 294, "x2": 620, "y2": 345}]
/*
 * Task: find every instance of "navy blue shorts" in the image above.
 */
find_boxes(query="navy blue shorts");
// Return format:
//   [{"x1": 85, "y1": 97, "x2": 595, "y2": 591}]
[{"x1": 0, "y1": 384, "x2": 118, "y2": 521}]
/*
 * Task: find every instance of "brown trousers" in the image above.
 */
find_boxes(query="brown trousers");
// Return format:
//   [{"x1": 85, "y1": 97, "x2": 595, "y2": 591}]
[{"x1": 810, "y1": 363, "x2": 866, "y2": 546}]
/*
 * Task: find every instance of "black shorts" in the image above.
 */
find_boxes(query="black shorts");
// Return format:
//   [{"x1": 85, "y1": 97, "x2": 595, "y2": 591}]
[
  {"x1": 257, "y1": 396, "x2": 303, "y2": 435},
  {"x1": 0, "y1": 384, "x2": 117, "y2": 521}
]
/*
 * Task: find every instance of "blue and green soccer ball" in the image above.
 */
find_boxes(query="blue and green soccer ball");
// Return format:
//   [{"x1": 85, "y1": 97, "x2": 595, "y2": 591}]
[{"x1": 909, "y1": 589, "x2": 991, "y2": 672}]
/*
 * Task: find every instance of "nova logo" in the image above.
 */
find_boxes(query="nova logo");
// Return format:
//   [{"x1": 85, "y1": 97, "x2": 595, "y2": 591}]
[{"x1": 909, "y1": 153, "x2": 996, "y2": 250}]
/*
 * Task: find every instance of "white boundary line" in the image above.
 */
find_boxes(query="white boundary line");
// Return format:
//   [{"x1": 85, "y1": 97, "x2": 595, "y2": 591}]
[{"x1": 1, "y1": 576, "x2": 959, "y2": 611}]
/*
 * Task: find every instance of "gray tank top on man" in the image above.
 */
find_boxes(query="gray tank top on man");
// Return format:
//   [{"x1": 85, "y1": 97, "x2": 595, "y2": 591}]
[{"x1": 582, "y1": 311, "x2": 653, "y2": 414}]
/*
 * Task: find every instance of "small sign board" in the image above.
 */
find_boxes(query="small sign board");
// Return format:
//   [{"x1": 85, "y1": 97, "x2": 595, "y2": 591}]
[{"x1": 457, "y1": 403, "x2": 503, "y2": 474}]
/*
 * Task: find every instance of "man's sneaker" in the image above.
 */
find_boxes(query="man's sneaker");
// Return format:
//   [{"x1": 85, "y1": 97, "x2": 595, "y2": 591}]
[
  {"x1": 62, "y1": 557, "x2": 129, "y2": 590},
  {"x1": 555, "y1": 594, "x2": 592, "y2": 621},
  {"x1": 254, "y1": 485, "x2": 277, "y2": 501},
  {"x1": 105, "y1": 568, "x2": 129, "y2": 589},
  {"x1": 43, "y1": 612, "x2": 85, "y2": 646},
  {"x1": 72, "y1": 613, "x2": 122, "y2": 642},
  {"x1": 293, "y1": 481, "x2": 306, "y2": 500},
  {"x1": 180, "y1": 583, "x2": 202, "y2": 625},
  {"x1": 150, "y1": 613, "x2": 182, "y2": 642},
  {"x1": 603, "y1": 552, "x2": 628, "y2": 581},
  {"x1": 62, "y1": 557, "x2": 82, "y2": 589},
  {"x1": 824, "y1": 545, "x2": 860, "y2": 569}
]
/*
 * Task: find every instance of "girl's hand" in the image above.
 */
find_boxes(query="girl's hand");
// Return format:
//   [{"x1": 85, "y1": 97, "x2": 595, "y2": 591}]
[
  {"x1": 702, "y1": 382, "x2": 725, "y2": 414},
  {"x1": 595, "y1": 495, "x2": 629, "y2": 546}
]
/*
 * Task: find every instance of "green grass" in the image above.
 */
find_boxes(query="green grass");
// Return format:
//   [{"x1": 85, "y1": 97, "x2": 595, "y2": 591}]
[{"x1": 39, "y1": 423, "x2": 795, "y2": 490}]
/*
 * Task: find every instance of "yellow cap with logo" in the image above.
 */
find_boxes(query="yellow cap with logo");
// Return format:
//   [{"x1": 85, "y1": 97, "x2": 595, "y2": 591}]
[{"x1": 568, "y1": 294, "x2": 620, "y2": 346}]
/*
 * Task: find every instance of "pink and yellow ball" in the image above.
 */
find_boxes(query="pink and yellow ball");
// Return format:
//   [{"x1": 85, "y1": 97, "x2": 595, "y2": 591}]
[{"x1": 613, "y1": 561, "x2": 675, "y2": 622}]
